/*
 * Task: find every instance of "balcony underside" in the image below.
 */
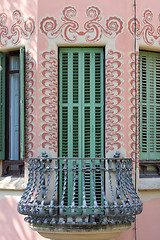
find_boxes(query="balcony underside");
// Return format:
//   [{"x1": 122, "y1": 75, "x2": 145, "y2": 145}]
[{"x1": 31, "y1": 223, "x2": 131, "y2": 240}]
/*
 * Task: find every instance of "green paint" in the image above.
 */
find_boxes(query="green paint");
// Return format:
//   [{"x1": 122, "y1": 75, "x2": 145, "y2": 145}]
[
  {"x1": 0, "y1": 53, "x2": 5, "y2": 160},
  {"x1": 59, "y1": 48, "x2": 104, "y2": 214},
  {"x1": 139, "y1": 51, "x2": 160, "y2": 160}
]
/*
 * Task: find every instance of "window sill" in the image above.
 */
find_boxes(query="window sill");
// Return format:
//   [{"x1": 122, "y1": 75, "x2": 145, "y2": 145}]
[
  {"x1": 0, "y1": 176, "x2": 26, "y2": 190},
  {"x1": 138, "y1": 178, "x2": 160, "y2": 190}
]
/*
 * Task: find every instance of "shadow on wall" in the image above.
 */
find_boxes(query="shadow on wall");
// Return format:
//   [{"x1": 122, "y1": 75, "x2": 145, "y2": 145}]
[{"x1": 0, "y1": 197, "x2": 46, "y2": 240}]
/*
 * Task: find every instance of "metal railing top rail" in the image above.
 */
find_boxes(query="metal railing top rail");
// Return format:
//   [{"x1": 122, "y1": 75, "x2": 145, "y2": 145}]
[
  {"x1": 17, "y1": 153, "x2": 143, "y2": 227},
  {"x1": 28, "y1": 157, "x2": 133, "y2": 160}
]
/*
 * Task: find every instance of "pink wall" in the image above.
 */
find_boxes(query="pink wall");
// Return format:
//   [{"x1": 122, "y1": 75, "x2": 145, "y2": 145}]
[
  {"x1": 117, "y1": 198, "x2": 160, "y2": 240},
  {"x1": 37, "y1": 0, "x2": 133, "y2": 158},
  {"x1": 0, "y1": 197, "x2": 44, "y2": 240},
  {"x1": 0, "y1": 0, "x2": 160, "y2": 239}
]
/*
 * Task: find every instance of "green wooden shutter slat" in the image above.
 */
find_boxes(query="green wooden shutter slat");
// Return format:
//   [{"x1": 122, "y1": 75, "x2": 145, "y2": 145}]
[
  {"x1": 0, "y1": 53, "x2": 5, "y2": 160},
  {"x1": 73, "y1": 53, "x2": 79, "y2": 104},
  {"x1": 68, "y1": 52, "x2": 72, "y2": 158},
  {"x1": 90, "y1": 52, "x2": 95, "y2": 157},
  {"x1": 148, "y1": 56, "x2": 154, "y2": 155},
  {"x1": 73, "y1": 107, "x2": 79, "y2": 157},
  {"x1": 62, "y1": 107, "x2": 68, "y2": 157},
  {"x1": 62, "y1": 53, "x2": 68, "y2": 104},
  {"x1": 84, "y1": 162, "x2": 91, "y2": 206},
  {"x1": 20, "y1": 48, "x2": 25, "y2": 160},
  {"x1": 59, "y1": 51, "x2": 68, "y2": 157},
  {"x1": 156, "y1": 57, "x2": 160, "y2": 154},
  {"x1": 84, "y1": 107, "x2": 90, "y2": 157},
  {"x1": 95, "y1": 52, "x2": 101, "y2": 104},
  {"x1": 95, "y1": 51, "x2": 104, "y2": 157},
  {"x1": 84, "y1": 52, "x2": 90, "y2": 104}
]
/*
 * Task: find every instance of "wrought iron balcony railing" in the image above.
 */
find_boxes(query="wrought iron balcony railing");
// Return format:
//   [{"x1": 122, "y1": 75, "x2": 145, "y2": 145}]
[{"x1": 17, "y1": 155, "x2": 143, "y2": 227}]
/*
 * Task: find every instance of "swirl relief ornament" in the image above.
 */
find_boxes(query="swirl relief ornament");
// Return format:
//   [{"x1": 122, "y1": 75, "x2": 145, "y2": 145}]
[
  {"x1": 128, "y1": 9, "x2": 160, "y2": 45},
  {"x1": 25, "y1": 52, "x2": 36, "y2": 158},
  {"x1": 40, "y1": 6, "x2": 123, "y2": 42},
  {"x1": 0, "y1": 10, "x2": 35, "y2": 46},
  {"x1": 105, "y1": 50, "x2": 123, "y2": 154},
  {"x1": 129, "y1": 52, "x2": 139, "y2": 164},
  {"x1": 40, "y1": 50, "x2": 58, "y2": 152}
]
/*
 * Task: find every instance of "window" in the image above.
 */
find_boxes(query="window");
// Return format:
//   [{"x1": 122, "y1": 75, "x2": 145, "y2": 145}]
[
  {"x1": 139, "y1": 51, "x2": 160, "y2": 177},
  {"x1": 58, "y1": 47, "x2": 104, "y2": 211},
  {"x1": 59, "y1": 47, "x2": 104, "y2": 158},
  {"x1": 0, "y1": 49, "x2": 25, "y2": 175}
]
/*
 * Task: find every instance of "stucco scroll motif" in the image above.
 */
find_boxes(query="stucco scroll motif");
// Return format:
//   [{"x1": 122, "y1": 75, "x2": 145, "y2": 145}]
[
  {"x1": 129, "y1": 52, "x2": 139, "y2": 163},
  {"x1": 105, "y1": 50, "x2": 123, "y2": 154},
  {"x1": 128, "y1": 9, "x2": 160, "y2": 45},
  {"x1": 0, "y1": 10, "x2": 35, "y2": 46},
  {"x1": 25, "y1": 52, "x2": 36, "y2": 158},
  {"x1": 40, "y1": 6, "x2": 123, "y2": 42},
  {"x1": 40, "y1": 50, "x2": 58, "y2": 153}
]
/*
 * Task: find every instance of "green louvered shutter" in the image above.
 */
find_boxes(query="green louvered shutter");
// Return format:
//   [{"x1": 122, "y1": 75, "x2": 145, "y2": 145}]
[
  {"x1": 59, "y1": 48, "x2": 104, "y2": 158},
  {"x1": 82, "y1": 50, "x2": 104, "y2": 208},
  {"x1": 59, "y1": 48, "x2": 104, "y2": 212},
  {"x1": 0, "y1": 53, "x2": 5, "y2": 160},
  {"x1": 20, "y1": 48, "x2": 25, "y2": 160},
  {"x1": 139, "y1": 51, "x2": 160, "y2": 160}
]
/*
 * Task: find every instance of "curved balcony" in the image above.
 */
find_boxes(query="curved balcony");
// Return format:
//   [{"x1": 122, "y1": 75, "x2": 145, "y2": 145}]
[{"x1": 17, "y1": 154, "x2": 143, "y2": 240}]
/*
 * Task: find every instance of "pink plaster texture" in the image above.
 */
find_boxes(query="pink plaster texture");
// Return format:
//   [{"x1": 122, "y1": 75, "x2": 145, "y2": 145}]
[
  {"x1": 117, "y1": 198, "x2": 160, "y2": 240},
  {"x1": 0, "y1": 197, "x2": 45, "y2": 240}
]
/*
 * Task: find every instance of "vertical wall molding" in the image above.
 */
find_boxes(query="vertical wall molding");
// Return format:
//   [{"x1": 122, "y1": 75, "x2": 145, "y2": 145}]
[
  {"x1": 105, "y1": 50, "x2": 124, "y2": 155},
  {"x1": 128, "y1": 51, "x2": 139, "y2": 166},
  {"x1": 40, "y1": 50, "x2": 58, "y2": 153},
  {"x1": 25, "y1": 52, "x2": 36, "y2": 158}
]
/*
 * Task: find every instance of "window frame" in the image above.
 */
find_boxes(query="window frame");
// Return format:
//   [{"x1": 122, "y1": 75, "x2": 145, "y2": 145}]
[
  {"x1": 58, "y1": 47, "x2": 105, "y2": 212},
  {"x1": 0, "y1": 48, "x2": 25, "y2": 176},
  {"x1": 139, "y1": 50, "x2": 160, "y2": 178}
]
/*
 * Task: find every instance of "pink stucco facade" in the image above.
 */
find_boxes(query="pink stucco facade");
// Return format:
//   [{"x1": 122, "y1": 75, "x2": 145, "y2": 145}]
[{"x1": 0, "y1": 0, "x2": 160, "y2": 239}]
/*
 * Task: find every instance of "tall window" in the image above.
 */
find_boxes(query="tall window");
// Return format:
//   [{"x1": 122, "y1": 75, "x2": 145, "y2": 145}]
[
  {"x1": 59, "y1": 47, "x2": 104, "y2": 158},
  {"x1": 0, "y1": 49, "x2": 25, "y2": 164},
  {"x1": 139, "y1": 51, "x2": 160, "y2": 161},
  {"x1": 58, "y1": 47, "x2": 104, "y2": 211}
]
